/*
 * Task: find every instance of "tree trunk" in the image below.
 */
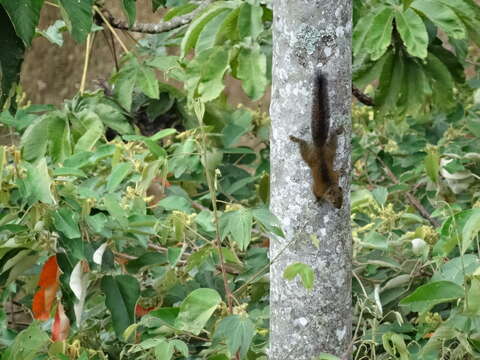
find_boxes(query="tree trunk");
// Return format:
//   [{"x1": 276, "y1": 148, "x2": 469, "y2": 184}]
[{"x1": 269, "y1": 0, "x2": 352, "y2": 359}]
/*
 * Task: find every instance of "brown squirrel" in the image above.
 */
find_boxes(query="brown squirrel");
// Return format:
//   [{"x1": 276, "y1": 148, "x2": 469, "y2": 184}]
[{"x1": 289, "y1": 72, "x2": 343, "y2": 209}]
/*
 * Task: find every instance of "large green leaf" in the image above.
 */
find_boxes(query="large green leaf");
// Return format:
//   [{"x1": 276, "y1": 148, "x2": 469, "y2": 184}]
[
  {"x1": 74, "y1": 111, "x2": 104, "y2": 152},
  {"x1": 53, "y1": 208, "x2": 81, "y2": 239},
  {"x1": 214, "y1": 315, "x2": 255, "y2": 359},
  {"x1": 58, "y1": 0, "x2": 94, "y2": 43},
  {"x1": 23, "y1": 158, "x2": 55, "y2": 204},
  {"x1": 137, "y1": 65, "x2": 159, "y2": 99},
  {"x1": 174, "y1": 288, "x2": 221, "y2": 335},
  {"x1": 236, "y1": 47, "x2": 267, "y2": 101},
  {"x1": 180, "y1": 1, "x2": 237, "y2": 57},
  {"x1": 461, "y1": 209, "x2": 480, "y2": 255},
  {"x1": 20, "y1": 116, "x2": 49, "y2": 161},
  {"x1": 195, "y1": 8, "x2": 231, "y2": 54},
  {"x1": 48, "y1": 113, "x2": 71, "y2": 163},
  {"x1": 101, "y1": 275, "x2": 140, "y2": 339},
  {"x1": 364, "y1": 7, "x2": 394, "y2": 60},
  {"x1": 423, "y1": 53, "x2": 454, "y2": 109},
  {"x1": 219, "y1": 208, "x2": 252, "y2": 250},
  {"x1": 395, "y1": 8, "x2": 428, "y2": 58},
  {"x1": 0, "y1": 0, "x2": 44, "y2": 46},
  {"x1": 122, "y1": 0, "x2": 137, "y2": 27},
  {"x1": 237, "y1": 3, "x2": 263, "y2": 40},
  {"x1": 399, "y1": 281, "x2": 464, "y2": 313},
  {"x1": 411, "y1": 0, "x2": 466, "y2": 39},
  {"x1": 0, "y1": 7, "x2": 25, "y2": 108},
  {"x1": 190, "y1": 46, "x2": 229, "y2": 102},
  {"x1": 107, "y1": 162, "x2": 133, "y2": 192},
  {"x1": 3, "y1": 322, "x2": 50, "y2": 360}
]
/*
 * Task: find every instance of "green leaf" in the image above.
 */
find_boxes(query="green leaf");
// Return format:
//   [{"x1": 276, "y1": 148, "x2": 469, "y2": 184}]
[
  {"x1": 164, "y1": 3, "x2": 197, "y2": 21},
  {"x1": 220, "y1": 208, "x2": 253, "y2": 250},
  {"x1": 424, "y1": 150, "x2": 440, "y2": 183},
  {"x1": 24, "y1": 158, "x2": 55, "y2": 204},
  {"x1": 58, "y1": 0, "x2": 94, "y2": 43},
  {"x1": 37, "y1": 20, "x2": 66, "y2": 46},
  {"x1": 399, "y1": 280, "x2": 464, "y2": 313},
  {"x1": 236, "y1": 47, "x2": 267, "y2": 101},
  {"x1": 174, "y1": 288, "x2": 222, "y2": 335},
  {"x1": 395, "y1": 8, "x2": 428, "y2": 58},
  {"x1": 423, "y1": 53, "x2": 454, "y2": 109},
  {"x1": 48, "y1": 113, "x2": 71, "y2": 163},
  {"x1": 113, "y1": 61, "x2": 137, "y2": 111},
  {"x1": 21, "y1": 116, "x2": 49, "y2": 161},
  {"x1": 283, "y1": 262, "x2": 315, "y2": 290},
  {"x1": 1, "y1": 0, "x2": 44, "y2": 46},
  {"x1": 74, "y1": 111, "x2": 104, "y2": 152},
  {"x1": 237, "y1": 3, "x2": 263, "y2": 40},
  {"x1": 375, "y1": 50, "x2": 404, "y2": 111},
  {"x1": 196, "y1": 46, "x2": 230, "y2": 102},
  {"x1": 0, "y1": 7, "x2": 25, "y2": 108},
  {"x1": 53, "y1": 208, "x2": 81, "y2": 239},
  {"x1": 461, "y1": 209, "x2": 480, "y2": 255},
  {"x1": 180, "y1": 2, "x2": 236, "y2": 57},
  {"x1": 101, "y1": 275, "x2": 140, "y2": 339},
  {"x1": 107, "y1": 162, "x2": 132, "y2": 192},
  {"x1": 122, "y1": 0, "x2": 137, "y2": 27},
  {"x1": 214, "y1": 315, "x2": 255, "y2": 359},
  {"x1": 411, "y1": 0, "x2": 466, "y2": 39},
  {"x1": 364, "y1": 7, "x2": 394, "y2": 60},
  {"x1": 171, "y1": 339, "x2": 189, "y2": 358},
  {"x1": 195, "y1": 8, "x2": 230, "y2": 54},
  {"x1": 126, "y1": 252, "x2": 167, "y2": 273},
  {"x1": 158, "y1": 195, "x2": 193, "y2": 213},
  {"x1": 154, "y1": 339, "x2": 174, "y2": 360},
  {"x1": 3, "y1": 322, "x2": 50, "y2": 360},
  {"x1": 372, "y1": 186, "x2": 388, "y2": 206},
  {"x1": 353, "y1": 11, "x2": 377, "y2": 56},
  {"x1": 251, "y1": 207, "x2": 284, "y2": 237},
  {"x1": 137, "y1": 65, "x2": 159, "y2": 99}
]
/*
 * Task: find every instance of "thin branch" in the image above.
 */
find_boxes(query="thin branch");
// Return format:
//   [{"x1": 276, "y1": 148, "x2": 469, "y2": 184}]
[
  {"x1": 93, "y1": 6, "x2": 130, "y2": 54},
  {"x1": 352, "y1": 85, "x2": 375, "y2": 106},
  {"x1": 375, "y1": 155, "x2": 441, "y2": 228},
  {"x1": 100, "y1": 0, "x2": 213, "y2": 34},
  {"x1": 80, "y1": 33, "x2": 92, "y2": 94}
]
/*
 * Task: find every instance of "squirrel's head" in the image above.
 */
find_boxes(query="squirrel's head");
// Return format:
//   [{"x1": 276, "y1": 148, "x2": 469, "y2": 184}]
[{"x1": 323, "y1": 185, "x2": 343, "y2": 209}]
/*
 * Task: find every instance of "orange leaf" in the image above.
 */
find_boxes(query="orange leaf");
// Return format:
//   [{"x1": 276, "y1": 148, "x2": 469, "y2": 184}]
[
  {"x1": 52, "y1": 303, "x2": 70, "y2": 341},
  {"x1": 32, "y1": 255, "x2": 60, "y2": 320},
  {"x1": 32, "y1": 288, "x2": 49, "y2": 320},
  {"x1": 38, "y1": 256, "x2": 59, "y2": 288}
]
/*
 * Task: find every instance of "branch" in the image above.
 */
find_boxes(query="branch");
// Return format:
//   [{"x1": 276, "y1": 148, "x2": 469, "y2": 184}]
[
  {"x1": 375, "y1": 155, "x2": 441, "y2": 228},
  {"x1": 100, "y1": 1, "x2": 213, "y2": 34},
  {"x1": 352, "y1": 85, "x2": 375, "y2": 106}
]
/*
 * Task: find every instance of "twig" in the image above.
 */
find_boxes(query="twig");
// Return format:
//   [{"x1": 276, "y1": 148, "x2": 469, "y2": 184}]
[
  {"x1": 93, "y1": 6, "x2": 130, "y2": 54},
  {"x1": 352, "y1": 85, "x2": 375, "y2": 107},
  {"x1": 80, "y1": 33, "x2": 92, "y2": 95},
  {"x1": 99, "y1": 0, "x2": 213, "y2": 34},
  {"x1": 375, "y1": 155, "x2": 441, "y2": 227}
]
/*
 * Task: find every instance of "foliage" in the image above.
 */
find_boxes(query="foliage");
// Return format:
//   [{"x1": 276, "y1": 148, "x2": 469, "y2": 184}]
[{"x1": 0, "y1": 0, "x2": 479, "y2": 359}]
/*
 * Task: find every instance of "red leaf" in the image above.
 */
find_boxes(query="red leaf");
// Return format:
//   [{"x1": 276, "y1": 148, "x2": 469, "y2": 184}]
[
  {"x1": 135, "y1": 304, "x2": 155, "y2": 317},
  {"x1": 52, "y1": 303, "x2": 70, "y2": 341}
]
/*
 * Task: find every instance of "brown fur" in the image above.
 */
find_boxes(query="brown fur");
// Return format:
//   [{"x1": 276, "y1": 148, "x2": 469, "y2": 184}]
[{"x1": 289, "y1": 72, "x2": 343, "y2": 209}]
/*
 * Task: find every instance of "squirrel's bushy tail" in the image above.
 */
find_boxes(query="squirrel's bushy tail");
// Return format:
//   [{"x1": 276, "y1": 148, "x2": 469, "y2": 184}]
[{"x1": 311, "y1": 71, "x2": 330, "y2": 148}]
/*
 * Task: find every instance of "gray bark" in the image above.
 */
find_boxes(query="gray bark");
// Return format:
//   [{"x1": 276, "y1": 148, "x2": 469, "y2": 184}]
[{"x1": 269, "y1": 0, "x2": 352, "y2": 359}]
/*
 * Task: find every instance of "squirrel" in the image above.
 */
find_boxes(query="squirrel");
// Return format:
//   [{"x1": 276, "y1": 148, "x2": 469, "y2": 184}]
[{"x1": 289, "y1": 71, "x2": 344, "y2": 209}]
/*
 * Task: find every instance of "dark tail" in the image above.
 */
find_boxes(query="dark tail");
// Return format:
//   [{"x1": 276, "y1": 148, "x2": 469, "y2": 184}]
[{"x1": 311, "y1": 71, "x2": 330, "y2": 148}]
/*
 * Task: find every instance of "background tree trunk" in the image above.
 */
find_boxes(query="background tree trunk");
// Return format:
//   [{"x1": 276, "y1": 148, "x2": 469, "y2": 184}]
[{"x1": 269, "y1": 0, "x2": 352, "y2": 358}]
